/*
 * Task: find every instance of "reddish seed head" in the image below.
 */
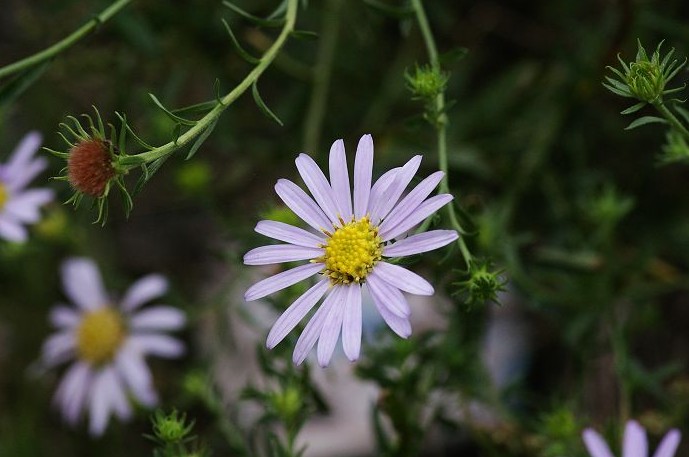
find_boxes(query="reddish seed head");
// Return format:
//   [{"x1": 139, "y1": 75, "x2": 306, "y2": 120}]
[{"x1": 67, "y1": 139, "x2": 115, "y2": 197}]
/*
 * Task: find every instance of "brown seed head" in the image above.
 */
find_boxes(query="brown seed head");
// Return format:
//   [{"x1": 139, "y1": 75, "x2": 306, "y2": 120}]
[{"x1": 67, "y1": 139, "x2": 116, "y2": 197}]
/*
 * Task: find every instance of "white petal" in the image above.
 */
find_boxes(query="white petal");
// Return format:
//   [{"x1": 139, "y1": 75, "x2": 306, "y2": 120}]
[
  {"x1": 243, "y1": 244, "x2": 323, "y2": 265},
  {"x1": 129, "y1": 334, "x2": 185, "y2": 358},
  {"x1": 366, "y1": 283, "x2": 411, "y2": 338},
  {"x1": 121, "y1": 274, "x2": 168, "y2": 312},
  {"x1": 0, "y1": 217, "x2": 27, "y2": 242},
  {"x1": 88, "y1": 368, "x2": 115, "y2": 436},
  {"x1": 293, "y1": 287, "x2": 341, "y2": 365},
  {"x1": 383, "y1": 230, "x2": 458, "y2": 257},
  {"x1": 49, "y1": 305, "x2": 80, "y2": 329},
  {"x1": 54, "y1": 361, "x2": 92, "y2": 425},
  {"x1": 5, "y1": 132, "x2": 41, "y2": 174},
  {"x1": 374, "y1": 261, "x2": 434, "y2": 296},
  {"x1": 61, "y1": 258, "x2": 108, "y2": 311},
  {"x1": 366, "y1": 270, "x2": 411, "y2": 317},
  {"x1": 245, "y1": 262, "x2": 323, "y2": 301},
  {"x1": 7, "y1": 157, "x2": 47, "y2": 191},
  {"x1": 275, "y1": 178, "x2": 332, "y2": 231},
  {"x1": 266, "y1": 279, "x2": 330, "y2": 349},
  {"x1": 296, "y1": 153, "x2": 340, "y2": 223},
  {"x1": 582, "y1": 429, "x2": 615, "y2": 457},
  {"x1": 378, "y1": 170, "x2": 444, "y2": 237},
  {"x1": 317, "y1": 287, "x2": 347, "y2": 367},
  {"x1": 328, "y1": 139, "x2": 353, "y2": 218},
  {"x1": 369, "y1": 155, "x2": 421, "y2": 223},
  {"x1": 341, "y1": 283, "x2": 362, "y2": 361},
  {"x1": 42, "y1": 331, "x2": 76, "y2": 366},
  {"x1": 105, "y1": 369, "x2": 132, "y2": 421},
  {"x1": 255, "y1": 220, "x2": 325, "y2": 247},
  {"x1": 623, "y1": 421, "x2": 647, "y2": 457},
  {"x1": 381, "y1": 193, "x2": 453, "y2": 242},
  {"x1": 653, "y1": 430, "x2": 681, "y2": 457},
  {"x1": 353, "y1": 134, "x2": 374, "y2": 219},
  {"x1": 130, "y1": 306, "x2": 186, "y2": 331},
  {"x1": 4, "y1": 188, "x2": 53, "y2": 223},
  {"x1": 115, "y1": 345, "x2": 157, "y2": 406}
]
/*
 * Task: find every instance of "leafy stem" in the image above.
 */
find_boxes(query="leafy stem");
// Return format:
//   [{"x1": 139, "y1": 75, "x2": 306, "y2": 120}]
[
  {"x1": 120, "y1": 0, "x2": 299, "y2": 169},
  {"x1": 654, "y1": 101, "x2": 689, "y2": 140},
  {"x1": 0, "y1": 0, "x2": 134, "y2": 80},
  {"x1": 410, "y1": 0, "x2": 472, "y2": 266}
]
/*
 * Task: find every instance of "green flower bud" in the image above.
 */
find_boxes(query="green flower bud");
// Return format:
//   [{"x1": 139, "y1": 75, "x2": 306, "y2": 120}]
[
  {"x1": 270, "y1": 385, "x2": 302, "y2": 424},
  {"x1": 456, "y1": 261, "x2": 505, "y2": 308},
  {"x1": 150, "y1": 409, "x2": 196, "y2": 445},
  {"x1": 405, "y1": 64, "x2": 449, "y2": 100}
]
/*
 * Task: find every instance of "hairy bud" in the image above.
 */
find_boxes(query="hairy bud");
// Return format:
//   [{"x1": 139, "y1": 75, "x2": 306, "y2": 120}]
[{"x1": 67, "y1": 139, "x2": 116, "y2": 197}]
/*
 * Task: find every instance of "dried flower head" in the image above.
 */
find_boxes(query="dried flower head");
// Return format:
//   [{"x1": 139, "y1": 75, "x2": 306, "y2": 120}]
[{"x1": 67, "y1": 139, "x2": 116, "y2": 197}]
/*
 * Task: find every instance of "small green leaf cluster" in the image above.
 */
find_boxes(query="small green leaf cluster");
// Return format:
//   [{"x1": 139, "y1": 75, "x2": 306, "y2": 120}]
[
  {"x1": 454, "y1": 260, "x2": 506, "y2": 309},
  {"x1": 146, "y1": 409, "x2": 207, "y2": 457}
]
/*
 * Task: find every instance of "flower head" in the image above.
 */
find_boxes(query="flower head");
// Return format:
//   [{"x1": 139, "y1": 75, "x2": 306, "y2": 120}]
[
  {"x1": 67, "y1": 138, "x2": 116, "y2": 197},
  {"x1": 41, "y1": 258, "x2": 186, "y2": 436},
  {"x1": 244, "y1": 134, "x2": 458, "y2": 367},
  {"x1": 582, "y1": 420, "x2": 680, "y2": 457},
  {"x1": 0, "y1": 132, "x2": 54, "y2": 242}
]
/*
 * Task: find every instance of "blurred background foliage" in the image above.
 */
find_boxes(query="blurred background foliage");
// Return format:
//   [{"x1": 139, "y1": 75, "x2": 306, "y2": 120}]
[{"x1": 2, "y1": 0, "x2": 689, "y2": 455}]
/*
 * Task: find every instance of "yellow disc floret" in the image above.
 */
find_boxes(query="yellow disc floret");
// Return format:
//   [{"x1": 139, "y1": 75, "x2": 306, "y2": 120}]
[
  {"x1": 0, "y1": 183, "x2": 8, "y2": 211},
  {"x1": 319, "y1": 216, "x2": 383, "y2": 284},
  {"x1": 76, "y1": 307, "x2": 126, "y2": 365}
]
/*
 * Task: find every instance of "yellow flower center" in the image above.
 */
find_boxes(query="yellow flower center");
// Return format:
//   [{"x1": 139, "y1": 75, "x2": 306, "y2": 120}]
[
  {"x1": 0, "y1": 183, "x2": 8, "y2": 211},
  {"x1": 76, "y1": 307, "x2": 126, "y2": 365},
  {"x1": 319, "y1": 216, "x2": 383, "y2": 285}
]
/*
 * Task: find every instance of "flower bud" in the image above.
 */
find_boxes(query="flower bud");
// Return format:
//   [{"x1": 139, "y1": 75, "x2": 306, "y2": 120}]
[
  {"x1": 627, "y1": 59, "x2": 665, "y2": 102},
  {"x1": 405, "y1": 65, "x2": 449, "y2": 100},
  {"x1": 150, "y1": 409, "x2": 195, "y2": 445},
  {"x1": 67, "y1": 139, "x2": 116, "y2": 197}
]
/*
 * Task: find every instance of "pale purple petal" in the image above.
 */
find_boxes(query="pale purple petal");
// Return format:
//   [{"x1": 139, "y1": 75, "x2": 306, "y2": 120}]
[
  {"x1": 369, "y1": 155, "x2": 422, "y2": 223},
  {"x1": 275, "y1": 178, "x2": 332, "y2": 231},
  {"x1": 128, "y1": 334, "x2": 185, "y2": 358},
  {"x1": 353, "y1": 134, "x2": 374, "y2": 219},
  {"x1": 296, "y1": 153, "x2": 340, "y2": 223},
  {"x1": 366, "y1": 283, "x2": 411, "y2": 338},
  {"x1": 381, "y1": 194, "x2": 454, "y2": 242},
  {"x1": 267, "y1": 278, "x2": 330, "y2": 349},
  {"x1": 61, "y1": 258, "x2": 109, "y2": 311},
  {"x1": 317, "y1": 287, "x2": 347, "y2": 367},
  {"x1": 42, "y1": 331, "x2": 76, "y2": 366},
  {"x1": 0, "y1": 217, "x2": 27, "y2": 242},
  {"x1": 49, "y1": 305, "x2": 80, "y2": 329},
  {"x1": 368, "y1": 167, "x2": 399, "y2": 214},
  {"x1": 328, "y1": 139, "x2": 353, "y2": 218},
  {"x1": 245, "y1": 262, "x2": 323, "y2": 301},
  {"x1": 115, "y1": 344, "x2": 158, "y2": 406},
  {"x1": 88, "y1": 368, "x2": 114, "y2": 436},
  {"x1": 6, "y1": 157, "x2": 47, "y2": 191},
  {"x1": 374, "y1": 261, "x2": 434, "y2": 296},
  {"x1": 383, "y1": 230, "x2": 458, "y2": 257},
  {"x1": 121, "y1": 274, "x2": 168, "y2": 312},
  {"x1": 243, "y1": 244, "x2": 323, "y2": 265},
  {"x1": 104, "y1": 368, "x2": 132, "y2": 421},
  {"x1": 130, "y1": 306, "x2": 186, "y2": 331},
  {"x1": 54, "y1": 361, "x2": 92, "y2": 425},
  {"x1": 4, "y1": 188, "x2": 53, "y2": 223},
  {"x1": 3, "y1": 132, "x2": 41, "y2": 181},
  {"x1": 653, "y1": 430, "x2": 681, "y2": 457},
  {"x1": 366, "y1": 270, "x2": 410, "y2": 317},
  {"x1": 378, "y1": 170, "x2": 444, "y2": 238},
  {"x1": 582, "y1": 429, "x2": 615, "y2": 457},
  {"x1": 623, "y1": 421, "x2": 648, "y2": 457},
  {"x1": 341, "y1": 283, "x2": 362, "y2": 361},
  {"x1": 255, "y1": 220, "x2": 325, "y2": 247},
  {"x1": 293, "y1": 286, "x2": 341, "y2": 365}
]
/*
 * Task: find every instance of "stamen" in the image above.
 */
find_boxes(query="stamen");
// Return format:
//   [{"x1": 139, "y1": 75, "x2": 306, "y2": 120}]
[{"x1": 76, "y1": 307, "x2": 126, "y2": 365}]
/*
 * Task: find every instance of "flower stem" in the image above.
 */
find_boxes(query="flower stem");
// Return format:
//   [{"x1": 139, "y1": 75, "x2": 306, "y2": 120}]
[
  {"x1": 121, "y1": 0, "x2": 299, "y2": 168},
  {"x1": 410, "y1": 0, "x2": 472, "y2": 266},
  {"x1": 0, "y1": 0, "x2": 134, "y2": 80},
  {"x1": 654, "y1": 101, "x2": 689, "y2": 140}
]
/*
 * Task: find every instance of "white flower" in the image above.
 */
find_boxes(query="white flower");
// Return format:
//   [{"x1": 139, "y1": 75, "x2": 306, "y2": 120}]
[
  {"x1": 244, "y1": 134, "x2": 458, "y2": 367},
  {"x1": 0, "y1": 132, "x2": 53, "y2": 242},
  {"x1": 41, "y1": 257, "x2": 186, "y2": 436},
  {"x1": 583, "y1": 420, "x2": 681, "y2": 457}
]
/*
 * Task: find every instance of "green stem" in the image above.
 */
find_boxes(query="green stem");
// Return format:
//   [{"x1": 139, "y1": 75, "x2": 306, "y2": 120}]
[
  {"x1": 655, "y1": 101, "x2": 689, "y2": 140},
  {"x1": 0, "y1": 0, "x2": 133, "y2": 80},
  {"x1": 122, "y1": 0, "x2": 299, "y2": 168},
  {"x1": 410, "y1": 0, "x2": 472, "y2": 266}
]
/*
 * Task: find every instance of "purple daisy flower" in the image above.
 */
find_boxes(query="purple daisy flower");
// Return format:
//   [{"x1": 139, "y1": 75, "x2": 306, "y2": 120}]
[
  {"x1": 0, "y1": 132, "x2": 53, "y2": 242},
  {"x1": 41, "y1": 258, "x2": 186, "y2": 436},
  {"x1": 583, "y1": 420, "x2": 681, "y2": 457},
  {"x1": 244, "y1": 134, "x2": 458, "y2": 367}
]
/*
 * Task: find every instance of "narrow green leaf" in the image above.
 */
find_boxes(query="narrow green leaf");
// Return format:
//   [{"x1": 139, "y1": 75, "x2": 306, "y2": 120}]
[
  {"x1": 673, "y1": 105, "x2": 689, "y2": 125},
  {"x1": 0, "y1": 61, "x2": 50, "y2": 107},
  {"x1": 171, "y1": 100, "x2": 218, "y2": 117},
  {"x1": 172, "y1": 123, "x2": 182, "y2": 145},
  {"x1": 602, "y1": 82, "x2": 633, "y2": 98},
  {"x1": 222, "y1": 1, "x2": 285, "y2": 27},
  {"x1": 221, "y1": 19, "x2": 260, "y2": 64},
  {"x1": 625, "y1": 116, "x2": 667, "y2": 130},
  {"x1": 115, "y1": 112, "x2": 155, "y2": 150},
  {"x1": 252, "y1": 81, "x2": 284, "y2": 126},
  {"x1": 290, "y1": 30, "x2": 318, "y2": 40},
  {"x1": 133, "y1": 155, "x2": 171, "y2": 196},
  {"x1": 149, "y1": 94, "x2": 197, "y2": 126},
  {"x1": 186, "y1": 119, "x2": 218, "y2": 160},
  {"x1": 620, "y1": 102, "x2": 646, "y2": 115}
]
